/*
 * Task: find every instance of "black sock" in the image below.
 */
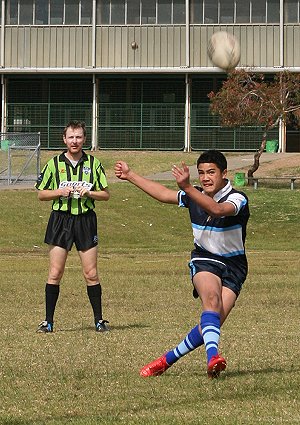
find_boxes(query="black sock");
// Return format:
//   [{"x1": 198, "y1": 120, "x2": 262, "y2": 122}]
[
  {"x1": 45, "y1": 283, "x2": 60, "y2": 324},
  {"x1": 87, "y1": 283, "x2": 102, "y2": 323}
]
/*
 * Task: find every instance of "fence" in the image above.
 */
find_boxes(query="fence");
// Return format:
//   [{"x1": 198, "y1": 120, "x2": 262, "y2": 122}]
[{"x1": 0, "y1": 133, "x2": 41, "y2": 186}]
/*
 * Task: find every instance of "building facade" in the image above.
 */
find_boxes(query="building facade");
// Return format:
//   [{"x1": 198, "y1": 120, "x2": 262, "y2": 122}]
[{"x1": 1, "y1": 0, "x2": 300, "y2": 151}]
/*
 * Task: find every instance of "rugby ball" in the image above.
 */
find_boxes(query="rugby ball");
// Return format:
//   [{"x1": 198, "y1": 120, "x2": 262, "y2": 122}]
[{"x1": 208, "y1": 31, "x2": 240, "y2": 71}]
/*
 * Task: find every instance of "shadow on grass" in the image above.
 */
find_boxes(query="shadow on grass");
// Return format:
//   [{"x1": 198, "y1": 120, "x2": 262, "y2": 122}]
[
  {"x1": 55, "y1": 322, "x2": 149, "y2": 333},
  {"x1": 0, "y1": 414, "x2": 125, "y2": 425},
  {"x1": 224, "y1": 365, "x2": 300, "y2": 378},
  {"x1": 154, "y1": 364, "x2": 300, "y2": 380}
]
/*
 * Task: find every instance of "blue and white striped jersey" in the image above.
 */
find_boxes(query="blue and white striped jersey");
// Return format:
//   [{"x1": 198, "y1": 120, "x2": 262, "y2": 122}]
[{"x1": 178, "y1": 180, "x2": 250, "y2": 258}]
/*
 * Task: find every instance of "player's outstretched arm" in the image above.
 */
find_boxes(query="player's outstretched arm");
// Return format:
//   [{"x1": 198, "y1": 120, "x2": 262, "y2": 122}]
[
  {"x1": 172, "y1": 162, "x2": 236, "y2": 217},
  {"x1": 114, "y1": 161, "x2": 178, "y2": 204}
]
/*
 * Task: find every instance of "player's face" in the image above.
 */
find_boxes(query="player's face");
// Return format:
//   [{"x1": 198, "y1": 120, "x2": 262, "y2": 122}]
[
  {"x1": 63, "y1": 127, "x2": 85, "y2": 155},
  {"x1": 197, "y1": 162, "x2": 227, "y2": 197}
]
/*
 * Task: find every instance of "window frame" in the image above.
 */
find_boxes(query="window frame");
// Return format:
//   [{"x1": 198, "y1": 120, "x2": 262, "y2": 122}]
[
  {"x1": 6, "y1": 0, "x2": 297, "y2": 26},
  {"x1": 6, "y1": 0, "x2": 94, "y2": 26},
  {"x1": 190, "y1": 0, "x2": 283, "y2": 25},
  {"x1": 97, "y1": 0, "x2": 186, "y2": 26}
]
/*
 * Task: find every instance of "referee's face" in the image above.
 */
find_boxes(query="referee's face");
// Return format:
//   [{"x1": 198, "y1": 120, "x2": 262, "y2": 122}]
[{"x1": 63, "y1": 127, "x2": 86, "y2": 157}]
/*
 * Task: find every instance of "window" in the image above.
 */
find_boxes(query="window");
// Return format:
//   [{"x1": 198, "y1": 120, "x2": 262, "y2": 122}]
[
  {"x1": 5, "y1": 0, "x2": 283, "y2": 26},
  {"x1": 190, "y1": 0, "x2": 203, "y2": 24},
  {"x1": 267, "y1": 0, "x2": 280, "y2": 22},
  {"x1": 284, "y1": 0, "x2": 299, "y2": 23},
  {"x1": 205, "y1": 0, "x2": 218, "y2": 23},
  {"x1": 111, "y1": 0, "x2": 125, "y2": 24},
  {"x1": 50, "y1": 0, "x2": 64, "y2": 24},
  {"x1": 190, "y1": 0, "x2": 280, "y2": 24},
  {"x1": 127, "y1": 0, "x2": 141, "y2": 24},
  {"x1": 97, "y1": 0, "x2": 185, "y2": 25},
  {"x1": 220, "y1": 0, "x2": 234, "y2": 23},
  {"x1": 7, "y1": 0, "x2": 18, "y2": 24},
  {"x1": 236, "y1": 0, "x2": 250, "y2": 23},
  {"x1": 251, "y1": 0, "x2": 266, "y2": 23},
  {"x1": 35, "y1": 0, "x2": 49, "y2": 24},
  {"x1": 158, "y1": 0, "x2": 171, "y2": 24},
  {"x1": 6, "y1": 0, "x2": 93, "y2": 25},
  {"x1": 19, "y1": 0, "x2": 33, "y2": 25},
  {"x1": 142, "y1": 0, "x2": 156, "y2": 24},
  {"x1": 65, "y1": 0, "x2": 79, "y2": 24},
  {"x1": 97, "y1": 0, "x2": 110, "y2": 24},
  {"x1": 173, "y1": 0, "x2": 185, "y2": 24},
  {"x1": 81, "y1": 0, "x2": 93, "y2": 24}
]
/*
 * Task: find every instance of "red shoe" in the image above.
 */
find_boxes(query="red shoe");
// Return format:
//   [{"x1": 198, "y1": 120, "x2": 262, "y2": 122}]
[
  {"x1": 140, "y1": 355, "x2": 170, "y2": 377},
  {"x1": 207, "y1": 354, "x2": 227, "y2": 379}
]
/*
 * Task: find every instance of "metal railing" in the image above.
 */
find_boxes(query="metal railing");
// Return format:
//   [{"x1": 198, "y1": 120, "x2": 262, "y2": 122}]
[{"x1": 0, "y1": 132, "x2": 41, "y2": 185}]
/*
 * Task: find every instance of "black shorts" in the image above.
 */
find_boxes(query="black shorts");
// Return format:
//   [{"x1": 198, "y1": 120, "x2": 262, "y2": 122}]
[
  {"x1": 44, "y1": 210, "x2": 98, "y2": 251},
  {"x1": 188, "y1": 249, "x2": 248, "y2": 297}
]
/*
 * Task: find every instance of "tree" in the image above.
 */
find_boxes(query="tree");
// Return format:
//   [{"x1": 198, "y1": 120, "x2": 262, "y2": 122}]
[{"x1": 208, "y1": 70, "x2": 300, "y2": 178}]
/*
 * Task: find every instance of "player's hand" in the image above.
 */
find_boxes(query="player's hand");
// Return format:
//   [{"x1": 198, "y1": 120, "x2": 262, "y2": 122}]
[
  {"x1": 114, "y1": 161, "x2": 131, "y2": 180},
  {"x1": 172, "y1": 162, "x2": 191, "y2": 190}
]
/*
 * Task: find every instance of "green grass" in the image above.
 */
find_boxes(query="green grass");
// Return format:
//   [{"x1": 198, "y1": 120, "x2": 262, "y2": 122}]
[{"x1": 0, "y1": 157, "x2": 299, "y2": 424}]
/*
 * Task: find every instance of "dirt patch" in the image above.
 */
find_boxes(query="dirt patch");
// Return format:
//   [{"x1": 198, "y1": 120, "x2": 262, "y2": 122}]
[{"x1": 235, "y1": 153, "x2": 300, "y2": 177}]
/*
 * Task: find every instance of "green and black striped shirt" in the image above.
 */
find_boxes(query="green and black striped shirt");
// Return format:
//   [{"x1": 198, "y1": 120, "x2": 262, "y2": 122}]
[{"x1": 35, "y1": 151, "x2": 108, "y2": 215}]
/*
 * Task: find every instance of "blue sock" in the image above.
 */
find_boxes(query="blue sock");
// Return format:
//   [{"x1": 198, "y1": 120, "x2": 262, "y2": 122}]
[
  {"x1": 165, "y1": 325, "x2": 204, "y2": 365},
  {"x1": 200, "y1": 311, "x2": 221, "y2": 364}
]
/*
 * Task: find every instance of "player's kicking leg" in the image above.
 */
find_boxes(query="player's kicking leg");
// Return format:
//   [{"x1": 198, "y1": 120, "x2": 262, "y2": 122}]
[
  {"x1": 140, "y1": 285, "x2": 236, "y2": 378},
  {"x1": 140, "y1": 324, "x2": 204, "y2": 377}
]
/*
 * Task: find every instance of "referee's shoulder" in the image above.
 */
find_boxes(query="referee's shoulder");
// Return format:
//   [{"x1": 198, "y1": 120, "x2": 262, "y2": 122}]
[
  {"x1": 49, "y1": 152, "x2": 61, "y2": 163},
  {"x1": 86, "y1": 151, "x2": 103, "y2": 166},
  {"x1": 84, "y1": 150, "x2": 95, "y2": 159},
  {"x1": 43, "y1": 154, "x2": 57, "y2": 168}
]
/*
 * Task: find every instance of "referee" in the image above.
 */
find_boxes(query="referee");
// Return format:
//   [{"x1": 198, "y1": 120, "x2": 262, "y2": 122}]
[{"x1": 35, "y1": 120, "x2": 110, "y2": 333}]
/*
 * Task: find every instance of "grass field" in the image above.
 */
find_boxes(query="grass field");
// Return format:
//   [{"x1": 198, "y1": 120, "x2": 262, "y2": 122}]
[{"x1": 0, "y1": 153, "x2": 299, "y2": 424}]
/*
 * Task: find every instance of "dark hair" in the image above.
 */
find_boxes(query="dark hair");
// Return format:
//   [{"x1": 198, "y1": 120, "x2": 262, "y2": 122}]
[
  {"x1": 63, "y1": 120, "x2": 86, "y2": 138},
  {"x1": 197, "y1": 150, "x2": 227, "y2": 172}
]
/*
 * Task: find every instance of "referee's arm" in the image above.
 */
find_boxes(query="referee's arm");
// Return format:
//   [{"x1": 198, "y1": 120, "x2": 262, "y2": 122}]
[
  {"x1": 37, "y1": 187, "x2": 73, "y2": 201},
  {"x1": 37, "y1": 187, "x2": 110, "y2": 201},
  {"x1": 86, "y1": 188, "x2": 110, "y2": 201}
]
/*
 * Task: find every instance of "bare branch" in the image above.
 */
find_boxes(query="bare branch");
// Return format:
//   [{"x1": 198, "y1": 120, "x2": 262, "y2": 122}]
[{"x1": 209, "y1": 69, "x2": 300, "y2": 176}]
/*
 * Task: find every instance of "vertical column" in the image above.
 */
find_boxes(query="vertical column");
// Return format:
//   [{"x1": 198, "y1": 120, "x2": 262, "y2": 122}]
[
  {"x1": 91, "y1": 74, "x2": 98, "y2": 151},
  {"x1": 184, "y1": 74, "x2": 191, "y2": 152},
  {"x1": 0, "y1": 0, "x2": 5, "y2": 68},
  {"x1": 185, "y1": 0, "x2": 190, "y2": 67},
  {"x1": 1, "y1": 75, "x2": 6, "y2": 134},
  {"x1": 92, "y1": 0, "x2": 96, "y2": 68},
  {"x1": 279, "y1": 0, "x2": 284, "y2": 67}
]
